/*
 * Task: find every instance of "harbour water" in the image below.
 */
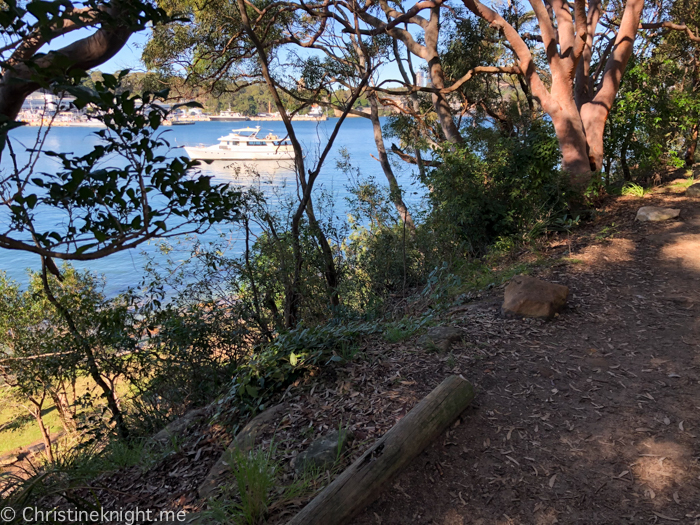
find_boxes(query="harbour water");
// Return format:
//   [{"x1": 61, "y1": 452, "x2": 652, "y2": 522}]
[{"x1": 1, "y1": 118, "x2": 424, "y2": 295}]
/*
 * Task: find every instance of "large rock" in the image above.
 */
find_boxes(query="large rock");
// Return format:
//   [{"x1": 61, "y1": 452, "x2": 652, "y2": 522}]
[
  {"x1": 198, "y1": 403, "x2": 287, "y2": 499},
  {"x1": 635, "y1": 206, "x2": 681, "y2": 222},
  {"x1": 152, "y1": 408, "x2": 207, "y2": 444},
  {"x1": 417, "y1": 326, "x2": 464, "y2": 352},
  {"x1": 293, "y1": 429, "x2": 353, "y2": 474},
  {"x1": 686, "y1": 183, "x2": 700, "y2": 197},
  {"x1": 502, "y1": 275, "x2": 569, "y2": 319}
]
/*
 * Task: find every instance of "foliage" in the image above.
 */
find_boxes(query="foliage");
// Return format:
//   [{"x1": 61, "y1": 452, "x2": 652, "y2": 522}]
[
  {"x1": 620, "y1": 182, "x2": 649, "y2": 197},
  {"x1": 225, "y1": 445, "x2": 279, "y2": 525},
  {"x1": 423, "y1": 122, "x2": 568, "y2": 256},
  {"x1": 605, "y1": 34, "x2": 700, "y2": 180},
  {"x1": 223, "y1": 319, "x2": 380, "y2": 417},
  {"x1": 127, "y1": 297, "x2": 251, "y2": 434},
  {"x1": 0, "y1": 267, "x2": 138, "y2": 440},
  {"x1": 1, "y1": 71, "x2": 242, "y2": 260},
  {"x1": 384, "y1": 316, "x2": 432, "y2": 343}
]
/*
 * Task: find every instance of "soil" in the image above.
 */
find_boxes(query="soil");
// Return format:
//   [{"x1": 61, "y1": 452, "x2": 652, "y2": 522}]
[
  {"x1": 23, "y1": 177, "x2": 700, "y2": 524},
  {"x1": 349, "y1": 183, "x2": 700, "y2": 525}
]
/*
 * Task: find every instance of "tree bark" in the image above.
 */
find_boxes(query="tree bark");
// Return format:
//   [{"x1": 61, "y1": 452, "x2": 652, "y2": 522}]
[
  {"x1": 549, "y1": 85, "x2": 592, "y2": 185},
  {"x1": 461, "y1": 0, "x2": 644, "y2": 185},
  {"x1": 287, "y1": 376, "x2": 475, "y2": 525},
  {"x1": 425, "y1": 7, "x2": 464, "y2": 144},
  {"x1": 369, "y1": 95, "x2": 416, "y2": 231},
  {"x1": 28, "y1": 394, "x2": 54, "y2": 463},
  {"x1": 579, "y1": 0, "x2": 645, "y2": 172},
  {"x1": 685, "y1": 122, "x2": 698, "y2": 167},
  {"x1": 0, "y1": 24, "x2": 131, "y2": 124},
  {"x1": 305, "y1": 202, "x2": 341, "y2": 308}
]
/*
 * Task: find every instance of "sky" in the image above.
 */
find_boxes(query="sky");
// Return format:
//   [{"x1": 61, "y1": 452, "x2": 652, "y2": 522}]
[
  {"x1": 46, "y1": 29, "x2": 150, "y2": 73},
  {"x1": 45, "y1": 24, "x2": 409, "y2": 85}
]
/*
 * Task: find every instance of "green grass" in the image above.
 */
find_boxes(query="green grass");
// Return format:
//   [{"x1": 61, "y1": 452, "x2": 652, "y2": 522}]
[
  {"x1": 0, "y1": 393, "x2": 65, "y2": 457},
  {"x1": 205, "y1": 441, "x2": 333, "y2": 525},
  {"x1": 0, "y1": 376, "x2": 130, "y2": 458},
  {"x1": 671, "y1": 177, "x2": 695, "y2": 189},
  {"x1": 620, "y1": 182, "x2": 649, "y2": 197}
]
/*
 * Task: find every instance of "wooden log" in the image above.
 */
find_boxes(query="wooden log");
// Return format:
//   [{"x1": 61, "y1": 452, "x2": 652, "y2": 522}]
[{"x1": 287, "y1": 375, "x2": 475, "y2": 525}]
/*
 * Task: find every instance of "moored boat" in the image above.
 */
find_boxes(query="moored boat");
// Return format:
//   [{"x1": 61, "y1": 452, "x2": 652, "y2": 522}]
[
  {"x1": 184, "y1": 126, "x2": 294, "y2": 161},
  {"x1": 208, "y1": 110, "x2": 250, "y2": 122}
]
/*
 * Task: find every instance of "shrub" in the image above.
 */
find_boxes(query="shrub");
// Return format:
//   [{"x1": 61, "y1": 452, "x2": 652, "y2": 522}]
[{"x1": 423, "y1": 122, "x2": 569, "y2": 256}]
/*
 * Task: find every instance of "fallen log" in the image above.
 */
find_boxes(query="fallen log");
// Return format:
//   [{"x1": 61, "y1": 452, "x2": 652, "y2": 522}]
[{"x1": 287, "y1": 375, "x2": 475, "y2": 525}]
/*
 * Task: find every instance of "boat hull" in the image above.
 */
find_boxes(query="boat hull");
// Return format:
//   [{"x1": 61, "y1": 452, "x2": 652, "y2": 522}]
[
  {"x1": 208, "y1": 116, "x2": 250, "y2": 121},
  {"x1": 184, "y1": 146, "x2": 294, "y2": 161}
]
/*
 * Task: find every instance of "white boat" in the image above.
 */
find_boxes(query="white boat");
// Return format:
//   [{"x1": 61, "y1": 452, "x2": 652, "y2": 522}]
[
  {"x1": 184, "y1": 126, "x2": 295, "y2": 161},
  {"x1": 308, "y1": 105, "x2": 325, "y2": 118},
  {"x1": 208, "y1": 110, "x2": 250, "y2": 122}
]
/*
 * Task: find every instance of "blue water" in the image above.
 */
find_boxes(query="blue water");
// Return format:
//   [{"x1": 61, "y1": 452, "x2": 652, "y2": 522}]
[{"x1": 1, "y1": 118, "x2": 423, "y2": 295}]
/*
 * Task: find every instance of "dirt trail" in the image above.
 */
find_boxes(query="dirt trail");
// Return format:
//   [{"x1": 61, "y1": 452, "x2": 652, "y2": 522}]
[
  {"x1": 353, "y1": 186, "x2": 700, "y2": 524},
  {"x1": 29, "y1": 182, "x2": 699, "y2": 525}
]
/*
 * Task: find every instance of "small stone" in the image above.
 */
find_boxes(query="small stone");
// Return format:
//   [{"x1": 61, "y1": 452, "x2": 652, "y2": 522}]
[
  {"x1": 294, "y1": 429, "x2": 353, "y2": 474},
  {"x1": 686, "y1": 183, "x2": 700, "y2": 197},
  {"x1": 417, "y1": 326, "x2": 464, "y2": 352},
  {"x1": 635, "y1": 206, "x2": 681, "y2": 222},
  {"x1": 502, "y1": 275, "x2": 569, "y2": 319}
]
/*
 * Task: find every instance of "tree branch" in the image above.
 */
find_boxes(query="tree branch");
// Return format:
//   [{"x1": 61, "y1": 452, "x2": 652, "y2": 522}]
[{"x1": 641, "y1": 21, "x2": 700, "y2": 42}]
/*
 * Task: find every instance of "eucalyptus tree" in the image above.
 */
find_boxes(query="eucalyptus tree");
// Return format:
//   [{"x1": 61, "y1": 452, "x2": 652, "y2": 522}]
[
  {"x1": 145, "y1": 0, "x2": 372, "y2": 326},
  {"x1": 0, "y1": 0, "x2": 171, "y2": 147},
  {"x1": 339, "y1": 0, "x2": 696, "y2": 185}
]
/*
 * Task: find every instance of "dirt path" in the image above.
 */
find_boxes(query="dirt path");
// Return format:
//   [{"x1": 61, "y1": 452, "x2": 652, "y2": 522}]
[
  {"x1": 352, "y1": 186, "x2": 700, "y2": 524},
  {"x1": 30, "y1": 182, "x2": 699, "y2": 525}
]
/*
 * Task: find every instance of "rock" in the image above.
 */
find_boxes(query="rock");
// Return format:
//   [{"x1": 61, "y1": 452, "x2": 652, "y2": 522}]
[
  {"x1": 198, "y1": 403, "x2": 287, "y2": 499},
  {"x1": 294, "y1": 429, "x2": 353, "y2": 474},
  {"x1": 635, "y1": 206, "x2": 681, "y2": 222},
  {"x1": 152, "y1": 408, "x2": 207, "y2": 444},
  {"x1": 502, "y1": 275, "x2": 569, "y2": 319},
  {"x1": 417, "y1": 326, "x2": 464, "y2": 352},
  {"x1": 686, "y1": 183, "x2": 700, "y2": 197}
]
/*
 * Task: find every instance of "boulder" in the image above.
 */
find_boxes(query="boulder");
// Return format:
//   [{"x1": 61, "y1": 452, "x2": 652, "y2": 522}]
[
  {"x1": 686, "y1": 183, "x2": 700, "y2": 197},
  {"x1": 417, "y1": 326, "x2": 464, "y2": 352},
  {"x1": 502, "y1": 275, "x2": 569, "y2": 319},
  {"x1": 152, "y1": 408, "x2": 207, "y2": 444},
  {"x1": 635, "y1": 206, "x2": 681, "y2": 222},
  {"x1": 294, "y1": 429, "x2": 353, "y2": 474}
]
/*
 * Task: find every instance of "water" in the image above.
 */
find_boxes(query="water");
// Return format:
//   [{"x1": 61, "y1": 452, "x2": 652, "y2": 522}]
[{"x1": 1, "y1": 118, "x2": 423, "y2": 295}]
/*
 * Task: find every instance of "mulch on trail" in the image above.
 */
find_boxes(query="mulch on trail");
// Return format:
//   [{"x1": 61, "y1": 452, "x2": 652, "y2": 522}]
[
  {"x1": 31, "y1": 181, "x2": 699, "y2": 525},
  {"x1": 349, "y1": 188, "x2": 700, "y2": 525}
]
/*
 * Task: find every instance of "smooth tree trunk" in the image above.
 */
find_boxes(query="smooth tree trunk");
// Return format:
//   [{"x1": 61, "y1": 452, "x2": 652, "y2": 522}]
[
  {"x1": 548, "y1": 83, "x2": 593, "y2": 183},
  {"x1": 579, "y1": 0, "x2": 644, "y2": 176},
  {"x1": 685, "y1": 122, "x2": 698, "y2": 167},
  {"x1": 460, "y1": 0, "x2": 645, "y2": 185},
  {"x1": 425, "y1": 7, "x2": 464, "y2": 145},
  {"x1": 368, "y1": 95, "x2": 416, "y2": 231},
  {"x1": 28, "y1": 394, "x2": 54, "y2": 463}
]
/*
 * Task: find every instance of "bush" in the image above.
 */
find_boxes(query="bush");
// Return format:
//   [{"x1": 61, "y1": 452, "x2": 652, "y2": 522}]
[{"x1": 423, "y1": 122, "x2": 569, "y2": 256}]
